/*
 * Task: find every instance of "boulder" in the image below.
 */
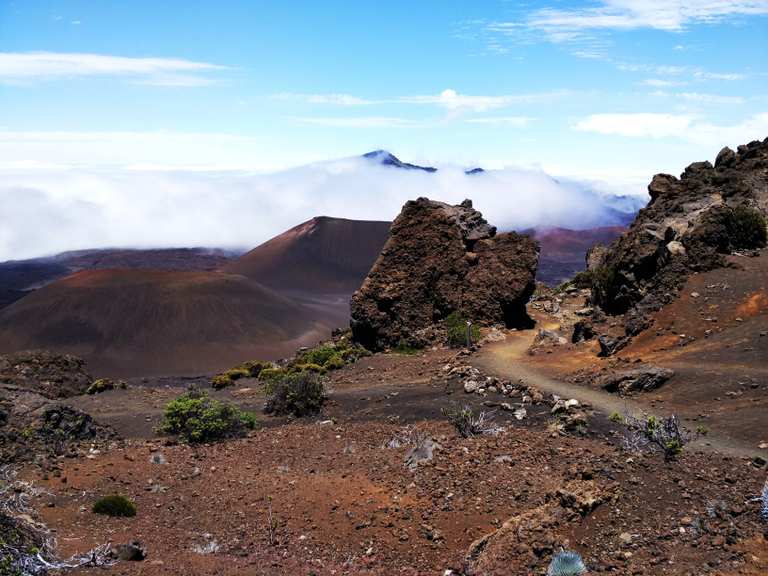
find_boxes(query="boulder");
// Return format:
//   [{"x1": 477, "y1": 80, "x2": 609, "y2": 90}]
[
  {"x1": 597, "y1": 335, "x2": 629, "y2": 357},
  {"x1": 571, "y1": 320, "x2": 595, "y2": 343},
  {"x1": 599, "y1": 365, "x2": 674, "y2": 394},
  {"x1": 351, "y1": 198, "x2": 538, "y2": 349}
]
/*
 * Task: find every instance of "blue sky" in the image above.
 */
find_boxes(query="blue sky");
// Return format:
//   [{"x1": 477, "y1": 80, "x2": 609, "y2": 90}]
[{"x1": 0, "y1": 1, "x2": 767, "y2": 258}]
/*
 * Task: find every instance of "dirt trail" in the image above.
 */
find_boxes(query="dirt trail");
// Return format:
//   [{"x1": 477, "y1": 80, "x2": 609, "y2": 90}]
[{"x1": 475, "y1": 329, "x2": 762, "y2": 459}]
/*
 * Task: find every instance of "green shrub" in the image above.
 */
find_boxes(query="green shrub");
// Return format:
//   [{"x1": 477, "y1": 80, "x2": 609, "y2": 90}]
[
  {"x1": 258, "y1": 367, "x2": 287, "y2": 382},
  {"x1": 212, "y1": 361, "x2": 273, "y2": 389},
  {"x1": 92, "y1": 495, "x2": 136, "y2": 517},
  {"x1": 322, "y1": 353, "x2": 346, "y2": 370},
  {"x1": 393, "y1": 339, "x2": 421, "y2": 355},
  {"x1": 296, "y1": 344, "x2": 338, "y2": 367},
  {"x1": 264, "y1": 372, "x2": 326, "y2": 417},
  {"x1": 727, "y1": 205, "x2": 767, "y2": 249},
  {"x1": 445, "y1": 312, "x2": 481, "y2": 348},
  {"x1": 159, "y1": 388, "x2": 257, "y2": 443},
  {"x1": 609, "y1": 411, "x2": 624, "y2": 424},
  {"x1": 86, "y1": 378, "x2": 125, "y2": 394},
  {"x1": 291, "y1": 362, "x2": 326, "y2": 374},
  {"x1": 211, "y1": 373, "x2": 233, "y2": 389}
]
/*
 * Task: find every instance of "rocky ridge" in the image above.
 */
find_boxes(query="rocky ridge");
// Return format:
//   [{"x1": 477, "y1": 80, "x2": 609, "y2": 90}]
[{"x1": 589, "y1": 138, "x2": 768, "y2": 334}]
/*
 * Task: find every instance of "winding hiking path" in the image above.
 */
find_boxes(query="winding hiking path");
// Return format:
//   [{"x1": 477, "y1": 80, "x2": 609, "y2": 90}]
[{"x1": 474, "y1": 329, "x2": 763, "y2": 459}]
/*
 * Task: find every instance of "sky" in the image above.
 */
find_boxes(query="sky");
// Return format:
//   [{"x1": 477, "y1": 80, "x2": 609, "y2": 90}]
[{"x1": 0, "y1": 0, "x2": 767, "y2": 259}]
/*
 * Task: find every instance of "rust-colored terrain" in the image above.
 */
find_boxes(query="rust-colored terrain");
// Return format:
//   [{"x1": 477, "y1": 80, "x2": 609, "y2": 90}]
[{"x1": 0, "y1": 269, "x2": 343, "y2": 377}]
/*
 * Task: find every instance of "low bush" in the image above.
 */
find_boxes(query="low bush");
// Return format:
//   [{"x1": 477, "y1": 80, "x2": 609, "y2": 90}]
[
  {"x1": 86, "y1": 378, "x2": 125, "y2": 394},
  {"x1": 547, "y1": 550, "x2": 586, "y2": 576},
  {"x1": 92, "y1": 494, "x2": 136, "y2": 518},
  {"x1": 727, "y1": 205, "x2": 767, "y2": 249},
  {"x1": 608, "y1": 411, "x2": 624, "y2": 424},
  {"x1": 263, "y1": 372, "x2": 326, "y2": 417},
  {"x1": 393, "y1": 339, "x2": 421, "y2": 355},
  {"x1": 211, "y1": 360, "x2": 274, "y2": 389},
  {"x1": 445, "y1": 312, "x2": 481, "y2": 348},
  {"x1": 622, "y1": 413, "x2": 691, "y2": 461},
  {"x1": 442, "y1": 404, "x2": 501, "y2": 438},
  {"x1": 159, "y1": 388, "x2": 257, "y2": 443}
]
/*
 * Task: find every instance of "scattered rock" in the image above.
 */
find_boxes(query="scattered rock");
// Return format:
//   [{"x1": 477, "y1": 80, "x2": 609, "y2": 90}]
[
  {"x1": 597, "y1": 335, "x2": 630, "y2": 357},
  {"x1": 599, "y1": 365, "x2": 675, "y2": 394},
  {"x1": 404, "y1": 438, "x2": 440, "y2": 471},
  {"x1": 113, "y1": 541, "x2": 146, "y2": 561}
]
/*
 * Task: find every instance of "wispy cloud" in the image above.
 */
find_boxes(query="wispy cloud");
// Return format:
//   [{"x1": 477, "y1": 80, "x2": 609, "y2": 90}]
[
  {"x1": 574, "y1": 113, "x2": 694, "y2": 138},
  {"x1": 275, "y1": 89, "x2": 567, "y2": 110},
  {"x1": 464, "y1": 116, "x2": 533, "y2": 126},
  {"x1": 641, "y1": 78, "x2": 687, "y2": 87},
  {"x1": 288, "y1": 116, "x2": 421, "y2": 128},
  {"x1": 677, "y1": 91, "x2": 744, "y2": 104},
  {"x1": 0, "y1": 52, "x2": 226, "y2": 86},
  {"x1": 272, "y1": 92, "x2": 375, "y2": 106},
  {"x1": 517, "y1": 1, "x2": 768, "y2": 41},
  {"x1": 574, "y1": 111, "x2": 768, "y2": 147},
  {"x1": 400, "y1": 88, "x2": 568, "y2": 112}
]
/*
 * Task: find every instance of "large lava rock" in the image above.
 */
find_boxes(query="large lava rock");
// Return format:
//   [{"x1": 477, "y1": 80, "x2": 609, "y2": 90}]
[
  {"x1": 589, "y1": 138, "x2": 768, "y2": 330},
  {"x1": 350, "y1": 198, "x2": 538, "y2": 350}
]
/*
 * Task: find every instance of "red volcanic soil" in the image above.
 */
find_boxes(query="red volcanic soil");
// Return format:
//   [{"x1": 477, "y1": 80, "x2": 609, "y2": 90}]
[
  {"x1": 58, "y1": 247, "x2": 238, "y2": 272},
  {"x1": 224, "y1": 216, "x2": 391, "y2": 293},
  {"x1": 531, "y1": 226, "x2": 626, "y2": 285},
  {"x1": 0, "y1": 269, "x2": 348, "y2": 377}
]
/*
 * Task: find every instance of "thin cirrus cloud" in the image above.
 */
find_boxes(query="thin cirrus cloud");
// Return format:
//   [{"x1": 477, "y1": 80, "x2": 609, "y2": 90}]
[
  {"x1": 288, "y1": 116, "x2": 422, "y2": 128},
  {"x1": 274, "y1": 88, "x2": 569, "y2": 113},
  {"x1": 508, "y1": 0, "x2": 768, "y2": 41},
  {"x1": 0, "y1": 51, "x2": 227, "y2": 86}
]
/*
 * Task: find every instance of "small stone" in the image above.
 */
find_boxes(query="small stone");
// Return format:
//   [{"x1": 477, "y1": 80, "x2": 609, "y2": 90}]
[
  {"x1": 619, "y1": 532, "x2": 632, "y2": 545},
  {"x1": 113, "y1": 541, "x2": 146, "y2": 561}
]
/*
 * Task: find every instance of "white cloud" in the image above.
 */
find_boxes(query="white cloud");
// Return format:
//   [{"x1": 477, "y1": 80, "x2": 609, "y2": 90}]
[
  {"x1": 522, "y1": 0, "x2": 768, "y2": 40},
  {"x1": 641, "y1": 78, "x2": 686, "y2": 87},
  {"x1": 677, "y1": 91, "x2": 744, "y2": 104},
  {"x1": 400, "y1": 88, "x2": 567, "y2": 112},
  {"x1": 272, "y1": 92, "x2": 374, "y2": 106},
  {"x1": 693, "y1": 70, "x2": 746, "y2": 81},
  {"x1": 574, "y1": 113, "x2": 694, "y2": 137},
  {"x1": 0, "y1": 52, "x2": 226, "y2": 85},
  {"x1": 0, "y1": 156, "x2": 642, "y2": 261},
  {"x1": 272, "y1": 89, "x2": 567, "y2": 115},
  {"x1": 575, "y1": 111, "x2": 768, "y2": 146}
]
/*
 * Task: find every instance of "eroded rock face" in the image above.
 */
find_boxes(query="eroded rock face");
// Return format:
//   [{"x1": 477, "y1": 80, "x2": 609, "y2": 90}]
[
  {"x1": 350, "y1": 198, "x2": 538, "y2": 349},
  {"x1": 590, "y1": 139, "x2": 768, "y2": 329},
  {"x1": 0, "y1": 350, "x2": 92, "y2": 398}
]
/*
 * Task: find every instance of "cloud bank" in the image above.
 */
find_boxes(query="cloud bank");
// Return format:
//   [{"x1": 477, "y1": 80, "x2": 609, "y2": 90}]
[{"x1": 0, "y1": 157, "x2": 644, "y2": 261}]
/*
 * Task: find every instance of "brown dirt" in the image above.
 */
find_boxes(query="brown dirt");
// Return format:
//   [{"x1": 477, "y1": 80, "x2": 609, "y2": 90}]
[
  {"x1": 0, "y1": 269, "x2": 348, "y2": 378},
  {"x1": 12, "y1": 341, "x2": 766, "y2": 576}
]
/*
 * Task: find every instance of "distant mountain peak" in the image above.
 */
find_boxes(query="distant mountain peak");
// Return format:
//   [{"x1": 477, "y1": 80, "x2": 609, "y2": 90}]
[
  {"x1": 362, "y1": 150, "x2": 437, "y2": 173},
  {"x1": 362, "y1": 150, "x2": 483, "y2": 175}
]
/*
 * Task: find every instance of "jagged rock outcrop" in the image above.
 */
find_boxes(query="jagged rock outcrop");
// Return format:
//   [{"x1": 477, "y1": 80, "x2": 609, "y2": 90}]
[
  {"x1": 590, "y1": 139, "x2": 768, "y2": 333},
  {"x1": 0, "y1": 350, "x2": 92, "y2": 398},
  {"x1": 350, "y1": 198, "x2": 538, "y2": 349}
]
